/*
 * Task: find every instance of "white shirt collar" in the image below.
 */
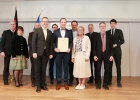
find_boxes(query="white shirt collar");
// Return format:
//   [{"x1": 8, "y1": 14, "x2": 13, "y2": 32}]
[
  {"x1": 10, "y1": 29, "x2": 15, "y2": 33},
  {"x1": 42, "y1": 26, "x2": 47, "y2": 30}
]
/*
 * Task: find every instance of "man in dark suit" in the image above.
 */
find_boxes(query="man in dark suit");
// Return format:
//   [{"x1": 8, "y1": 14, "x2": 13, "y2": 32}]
[
  {"x1": 32, "y1": 17, "x2": 53, "y2": 93},
  {"x1": 49, "y1": 24, "x2": 58, "y2": 84},
  {"x1": 85, "y1": 24, "x2": 97, "y2": 84},
  {"x1": 69, "y1": 20, "x2": 78, "y2": 86},
  {"x1": 28, "y1": 23, "x2": 41, "y2": 87},
  {"x1": 93, "y1": 22, "x2": 113, "y2": 90},
  {"x1": 107, "y1": 19, "x2": 125, "y2": 88},
  {"x1": 53, "y1": 18, "x2": 73, "y2": 90},
  {"x1": 1, "y1": 21, "x2": 16, "y2": 85}
]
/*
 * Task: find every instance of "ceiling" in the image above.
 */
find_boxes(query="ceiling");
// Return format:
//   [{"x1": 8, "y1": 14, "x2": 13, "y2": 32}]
[{"x1": 0, "y1": 0, "x2": 139, "y2": 1}]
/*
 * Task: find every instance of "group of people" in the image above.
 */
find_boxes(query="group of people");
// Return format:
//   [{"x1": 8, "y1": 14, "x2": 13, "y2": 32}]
[{"x1": 0, "y1": 17, "x2": 125, "y2": 93}]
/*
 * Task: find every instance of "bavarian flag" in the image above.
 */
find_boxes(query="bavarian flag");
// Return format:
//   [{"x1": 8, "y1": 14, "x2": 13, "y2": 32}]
[{"x1": 33, "y1": 13, "x2": 41, "y2": 31}]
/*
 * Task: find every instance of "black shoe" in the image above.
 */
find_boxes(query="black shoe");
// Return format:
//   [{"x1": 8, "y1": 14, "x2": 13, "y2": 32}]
[
  {"x1": 36, "y1": 86, "x2": 41, "y2": 93},
  {"x1": 32, "y1": 83, "x2": 35, "y2": 87},
  {"x1": 103, "y1": 85, "x2": 109, "y2": 90},
  {"x1": 96, "y1": 85, "x2": 101, "y2": 89},
  {"x1": 15, "y1": 81, "x2": 20, "y2": 87},
  {"x1": 4, "y1": 81, "x2": 9, "y2": 85},
  {"x1": 68, "y1": 81, "x2": 73, "y2": 86},
  {"x1": 19, "y1": 82, "x2": 23, "y2": 86},
  {"x1": 41, "y1": 86, "x2": 48, "y2": 91},
  {"x1": 117, "y1": 82, "x2": 122, "y2": 88}
]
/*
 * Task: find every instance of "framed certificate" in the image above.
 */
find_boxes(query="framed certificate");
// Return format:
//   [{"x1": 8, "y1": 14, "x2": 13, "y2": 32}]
[{"x1": 58, "y1": 37, "x2": 69, "y2": 52}]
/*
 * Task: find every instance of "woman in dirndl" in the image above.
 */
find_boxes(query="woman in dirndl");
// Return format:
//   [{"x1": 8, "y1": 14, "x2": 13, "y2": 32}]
[
  {"x1": 10, "y1": 26, "x2": 28, "y2": 87},
  {"x1": 72, "y1": 26, "x2": 91, "y2": 90}
]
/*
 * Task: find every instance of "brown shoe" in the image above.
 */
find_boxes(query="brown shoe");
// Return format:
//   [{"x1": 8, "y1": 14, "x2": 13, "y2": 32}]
[
  {"x1": 64, "y1": 84, "x2": 69, "y2": 90},
  {"x1": 56, "y1": 85, "x2": 61, "y2": 90}
]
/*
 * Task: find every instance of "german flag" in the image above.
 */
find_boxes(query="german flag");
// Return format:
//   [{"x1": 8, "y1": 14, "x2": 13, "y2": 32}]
[{"x1": 14, "y1": 7, "x2": 18, "y2": 30}]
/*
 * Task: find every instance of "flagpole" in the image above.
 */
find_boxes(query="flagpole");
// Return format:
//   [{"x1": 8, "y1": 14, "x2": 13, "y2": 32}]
[
  {"x1": 15, "y1": 2, "x2": 17, "y2": 10},
  {"x1": 39, "y1": 10, "x2": 43, "y2": 17}
]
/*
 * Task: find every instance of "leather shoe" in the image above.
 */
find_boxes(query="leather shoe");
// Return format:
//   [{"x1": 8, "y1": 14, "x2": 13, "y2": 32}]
[
  {"x1": 103, "y1": 85, "x2": 109, "y2": 90},
  {"x1": 117, "y1": 82, "x2": 122, "y2": 88},
  {"x1": 41, "y1": 86, "x2": 48, "y2": 91},
  {"x1": 56, "y1": 84, "x2": 61, "y2": 90},
  {"x1": 36, "y1": 86, "x2": 41, "y2": 93},
  {"x1": 4, "y1": 81, "x2": 9, "y2": 85},
  {"x1": 64, "y1": 84, "x2": 69, "y2": 90}
]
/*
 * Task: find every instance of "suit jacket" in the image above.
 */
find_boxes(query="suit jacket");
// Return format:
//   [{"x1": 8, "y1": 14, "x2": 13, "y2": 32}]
[
  {"x1": 85, "y1": 32, "x2": 98, "y2": 57},
  {"x1": 106, "y1": 29, "x2": 125, "y2": 48},
  {"x1": 32, "y1": 27, "x2": 53, "y2": 56},
  {"x1": 70, "y1": 30, "x2": 74, "y2": 39},
  {"x1": 11, "y1": 35, "x2": 29, "y2": 58},
  {"x1": 53, "y1": 28, "x2": 73, "y2": 53},
  {"x1": 28, "y1": 32, "x2": 34, "y2": 57},
  {"x1": 1, "y1": 29, "x2": 16, "y2": 55},
  {"x1": 93, "y1": 32, "x2": 113, "y2": 59}
]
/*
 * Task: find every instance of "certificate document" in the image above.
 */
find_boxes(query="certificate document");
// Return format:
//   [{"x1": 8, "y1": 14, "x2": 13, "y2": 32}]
[{"x1": 58, "y1": 37, "x2": 69, "y2": 52}]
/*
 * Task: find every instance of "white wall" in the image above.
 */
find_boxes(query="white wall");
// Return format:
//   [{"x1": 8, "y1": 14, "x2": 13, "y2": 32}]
[
  {"x1": 0, "y1": 0, "x2": 140, "y2": 76},
  {"x1": 0, "y1": 0, "x2": 140, "y2": 20}
]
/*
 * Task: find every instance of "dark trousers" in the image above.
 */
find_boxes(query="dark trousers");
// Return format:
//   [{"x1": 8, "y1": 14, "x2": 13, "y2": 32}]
[
  {"x1": 95, "y1": 52, "x2": 109, "y2": 86},
  {"x1": 69, "y1": 60, "x2": 74, "y2": 82},
  {"x1": 55, "y1": 53, "x2": 70, "y2": 85},
  {"x1": 30, "y1": 57, "x2": 35, "y2": 84},
  {"x1": 49, "y1": 57, "x2": 55, "y2": 81},
  {"x1": 3, "y1": 54, "x2": 11, "y2": 82},
  {"x1": 108, "y1": 48, "x2": 122, "y2": 83},
  {"x1": 89, "y1": 56, "x2": 94, "y2": 81},
  {"x1": 34, "y1": 51, "x2": 49, "y2": 86}
]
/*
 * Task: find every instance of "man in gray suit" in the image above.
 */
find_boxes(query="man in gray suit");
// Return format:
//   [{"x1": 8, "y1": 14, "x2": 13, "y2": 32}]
[{"x1": 32, "y1": 17, "x2": 53, "y2": 93}]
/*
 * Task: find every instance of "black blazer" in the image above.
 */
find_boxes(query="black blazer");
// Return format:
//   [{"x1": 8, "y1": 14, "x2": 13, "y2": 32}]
[
  {"x1": 32, "y1": 27, "x2": 53, "y2": 56},
  {"x1": 93, "y1": 32, "x2": 113, "y2": 59},
  {"x1": 106, "y1": 29, "x2": 125, "y2": 48},
  {"x1": 85, "y1": 32, "x2": 98, "y2": 56},
  {"x1": 1, "y1": 29, "x2": 16, "y2": 55},
  {"x1": 11, "y1": 35, "x2": 28, "y2": 58},
  {"x1": 28, "y1": 32, "x2": 34, "y2": 57},
  {"x1": 53, "y1": 28, "x2": 73, "y2": 52},
  {"x1": 69, "y1": 29, "x2": 74, "y2": 40}
]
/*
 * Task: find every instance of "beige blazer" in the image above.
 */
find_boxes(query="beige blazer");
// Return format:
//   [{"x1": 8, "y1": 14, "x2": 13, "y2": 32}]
[{"x1": 72, "y1": 35, "x2": 91, "y2": 59}]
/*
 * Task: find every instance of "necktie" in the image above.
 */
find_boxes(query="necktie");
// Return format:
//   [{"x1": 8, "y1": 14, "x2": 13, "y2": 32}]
[
  {"x1": 102, "y1": 33, "x2": 105, "y2": 52},
  {"x1": 43, "y1": 29, "x2": 47, "y2": 40},
  {"x1": 111, "y1": 29, "x2": 114, "y2": 35}
]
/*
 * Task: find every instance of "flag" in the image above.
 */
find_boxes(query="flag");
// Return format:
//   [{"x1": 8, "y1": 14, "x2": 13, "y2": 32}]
[
  {"x1": 33, "y1": 13, "x2": 41, "y2": 31},
  {"x1": 14, "y1": 6, "x2": 18, "y2": 30}
]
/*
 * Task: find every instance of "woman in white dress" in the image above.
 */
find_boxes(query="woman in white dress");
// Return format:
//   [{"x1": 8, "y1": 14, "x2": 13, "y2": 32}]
[{"x1": 72, "y1": 26, "x2": 91, "y2": 90}]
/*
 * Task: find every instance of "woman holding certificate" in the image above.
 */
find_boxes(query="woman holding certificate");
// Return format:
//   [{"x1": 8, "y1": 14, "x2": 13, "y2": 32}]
[{"x1": 72, "y1": 26, "x2": 91, "y2": 90}]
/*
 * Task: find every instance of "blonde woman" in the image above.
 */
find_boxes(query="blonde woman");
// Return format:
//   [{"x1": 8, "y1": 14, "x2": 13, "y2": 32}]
[{"x1": 72, "y1": 26, "x2": 91, "y2": 90}]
